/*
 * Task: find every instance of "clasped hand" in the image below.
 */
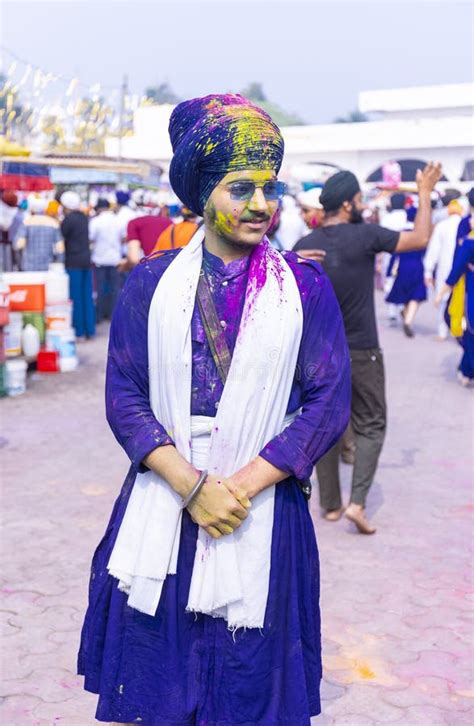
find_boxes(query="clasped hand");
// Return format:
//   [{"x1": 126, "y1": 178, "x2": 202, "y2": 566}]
[{"x1": 186, "y1": 474, "x2": 251, "y2": 539}]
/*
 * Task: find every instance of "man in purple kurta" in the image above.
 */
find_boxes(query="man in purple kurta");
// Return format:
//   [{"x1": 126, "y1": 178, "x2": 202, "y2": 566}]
[{"x1": 78, "y1": 95, "x2": 351, "y2": 724}]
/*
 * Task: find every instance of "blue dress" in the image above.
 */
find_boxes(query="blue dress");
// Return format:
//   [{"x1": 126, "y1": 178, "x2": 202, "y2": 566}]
[
  {"x1": 446, "y1": 236, "x2": 474, "y2": 379},
  {"x1": 385, "y1": 250, "x2": 427, "y2": 304},
  {"x1": 78, "y1": 245, "x2": 351, "y2": 724}
]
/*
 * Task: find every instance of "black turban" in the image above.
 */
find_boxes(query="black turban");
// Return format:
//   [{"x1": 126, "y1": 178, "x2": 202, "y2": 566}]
[
  {"x1": 320, "y1": 171, "x2": 361, "y2": 212},
  {"x1": 390, "y1": 193, "x2": 406, "y2": 210}
]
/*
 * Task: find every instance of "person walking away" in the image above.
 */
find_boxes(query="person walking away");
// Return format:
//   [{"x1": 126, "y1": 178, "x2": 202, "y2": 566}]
[
  {"x1": 126, "y1": 208, "x2": 172, "y2": 266},
  {"x1": 89, "y1": 199, "x2": 122, "y2": 322},
  {"x1": 435, "y1": 216, "x2": 474, "y2": 386},
  {"x1": 0, "y1": 190, "x2": 21, "y2": 271},
  {"x1": 14, "y1": 196, "x2": 63, "y2": 271},
  {"x1": 294, "y1": 163, "x2": 442, "y2": 533},
  {"x1": 380, "y1": 193, "x2": 408, "y2": 325},
  {"x1": 78, "y1": 94, "x2": 351, "y2": 724},
  {"x1": 152, "y1": 205, "x2": 200, "y2": 253},
  {"x1": 115, "y1": 190, "x2": 137, "y2": 244},
  {"x1": 60, "y1": 191, "x2": 96, "y2": 340},
  {"x1": 385, "y1": 205, "x2": 427, "y2": 337},
  {"x1": 424, "y1": 198, "x2": 465, "y2": 339}
]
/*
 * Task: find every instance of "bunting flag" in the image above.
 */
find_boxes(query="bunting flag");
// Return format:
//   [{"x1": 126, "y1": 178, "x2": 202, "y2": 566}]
[{"x1": 0, "y1": 160, "x2": 53, "y2": 191}]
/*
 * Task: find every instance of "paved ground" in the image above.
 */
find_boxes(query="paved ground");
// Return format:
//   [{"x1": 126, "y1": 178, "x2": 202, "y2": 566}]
[{"x1": 1, "y1": 292, "x2": 473, "y2": 725}]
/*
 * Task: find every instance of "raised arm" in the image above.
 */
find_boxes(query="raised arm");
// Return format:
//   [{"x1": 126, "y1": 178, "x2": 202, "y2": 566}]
[{"x1": 395, "y1": 162, "x2": 442, "y2": 253}]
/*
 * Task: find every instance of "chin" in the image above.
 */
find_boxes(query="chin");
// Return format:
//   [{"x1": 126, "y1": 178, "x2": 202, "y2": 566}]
[{"x1": 223, "y1": 230, "x2": 268, "y2": 248}]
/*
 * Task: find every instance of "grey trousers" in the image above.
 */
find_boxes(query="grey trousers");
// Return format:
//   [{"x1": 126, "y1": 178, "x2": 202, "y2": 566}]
[{"x1": 316, "y1": 348, "x2": 387, "y2": 509}]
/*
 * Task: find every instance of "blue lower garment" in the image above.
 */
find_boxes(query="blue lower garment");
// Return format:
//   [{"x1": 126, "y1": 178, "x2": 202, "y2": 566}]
[
  {"x1": 66, "y1": 268, "x2": 96, "y2": 338},
  {"x1": 78, "y1": 471, "x2": 322, "y2": 725}
]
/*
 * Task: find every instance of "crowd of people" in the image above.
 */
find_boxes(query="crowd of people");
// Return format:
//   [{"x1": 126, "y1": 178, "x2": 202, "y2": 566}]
[
  {"x1": 1, "y1": 92, "x2": 471, "y2": 724},
  {"x1": 1, "y1": 179, "x2": 471, "y2": 357},
  {"x1": 0, "y1": 189, "x2": 199, "y2": 339}
]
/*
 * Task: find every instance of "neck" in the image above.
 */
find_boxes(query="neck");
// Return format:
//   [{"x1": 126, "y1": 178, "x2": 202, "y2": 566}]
[
  {"x1": 322, "y1": 211, "x2": 347, "y2": 227},
  {"x1": 204, "y1": 225, "x2": 255, "y2": 265}
]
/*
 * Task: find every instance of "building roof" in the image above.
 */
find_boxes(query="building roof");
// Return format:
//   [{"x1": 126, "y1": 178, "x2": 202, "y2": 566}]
[
  {"x1": 282, "y1": 116, "x2": 472, "y2": 155},
  {"x1": 359, "y1": 83, "x2": 474, "y2": 113}
]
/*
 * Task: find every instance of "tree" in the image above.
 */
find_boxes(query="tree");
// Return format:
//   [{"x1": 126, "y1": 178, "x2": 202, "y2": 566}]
[
  {"x1": 70, "y1": 97, "x2": 116, "y2": 154},
  {"x1": 145, "y1": 83, "x2": 181, "y2": 105},
  {"x1": 41, "y1": 114, "x2": 66, "y2": 150},
  {"x1": 238, "y1": 82, "x2": 305, "y2": 126},
  {"x1": 334, "y1": 110, "x2": 368, "y2": 123},
  {"x1": 0, "y1": 72, "x2": 25, "y2": 139},
  {"x1": 239, "y1": 82, "x2": 267, "y2": 103}
]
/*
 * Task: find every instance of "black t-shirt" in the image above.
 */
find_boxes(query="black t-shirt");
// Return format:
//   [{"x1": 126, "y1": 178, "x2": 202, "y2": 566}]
[
  {"x1": 61, "y1": 211, "x2": 91, "y2": 269},
  {"x1": 294, "y1": 223, "x2": 399, "y2": 349}
]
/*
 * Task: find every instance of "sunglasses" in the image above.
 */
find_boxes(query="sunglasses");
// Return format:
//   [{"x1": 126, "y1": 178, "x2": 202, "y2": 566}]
[{"x1": 222, "y1": 180, "x2": 287, "y2": 202}]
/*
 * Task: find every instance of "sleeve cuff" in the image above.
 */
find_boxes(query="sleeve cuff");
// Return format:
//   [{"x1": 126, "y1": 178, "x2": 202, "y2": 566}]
[
  {"x1": 129, "y1": 430, "x2": 175, "y2": 472},
  {"x1": 259, "y1": 441, "x2": 313, "y2": 481}
]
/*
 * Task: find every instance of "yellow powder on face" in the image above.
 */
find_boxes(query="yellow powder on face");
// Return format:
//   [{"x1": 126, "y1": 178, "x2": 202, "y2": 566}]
[{"x1": 213, "y1": 210, "x2": 235, "y2": 235}]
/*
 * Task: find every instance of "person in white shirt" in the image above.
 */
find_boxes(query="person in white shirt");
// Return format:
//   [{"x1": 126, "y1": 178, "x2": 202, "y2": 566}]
[
  {"x1": 89, "y1": 198, "x2": 122, "y2": 322},
  {"x1": 380, "y1": 193, "x2": 409, "y2": 324},
  {"x1": 276, "y1": 194, "x2": 308, "y2": 250},
  {"x1": 297, "y1": 188, "x2": 324, "y2": 229},
  {"x1": 424, "y1": 199, "x2": 464, "y2": 339},
  {"x1": 115, "y1": 190, "x2": 138, "y2": 241}
]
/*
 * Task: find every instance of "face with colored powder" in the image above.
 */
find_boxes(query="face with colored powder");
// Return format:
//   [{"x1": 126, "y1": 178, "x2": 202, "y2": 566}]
[
  {"x1": 204, "y1": 169, "x2": 279, "y2": 250},
  {"x1": 300, "y1": 205, "x2": 324, "y2": 230}
]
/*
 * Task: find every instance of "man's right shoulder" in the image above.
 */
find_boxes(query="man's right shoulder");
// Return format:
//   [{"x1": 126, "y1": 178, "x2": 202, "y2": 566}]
[{"x1": 137, "y1": 248, "x2": 182, "y2": 279}]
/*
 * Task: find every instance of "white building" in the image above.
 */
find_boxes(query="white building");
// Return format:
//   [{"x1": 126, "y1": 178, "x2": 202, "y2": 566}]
[{"x1": 105, "y1": 83, "x2": 474, "y2": 185}]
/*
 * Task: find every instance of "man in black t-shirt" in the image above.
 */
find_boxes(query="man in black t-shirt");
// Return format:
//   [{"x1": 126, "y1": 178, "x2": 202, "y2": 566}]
[
  {"x1": 294, "y1": 163, "x2": 442, "y2": 534},
  {"x1": 60, "y1": 191, "x2": 96, "y2": 340}
]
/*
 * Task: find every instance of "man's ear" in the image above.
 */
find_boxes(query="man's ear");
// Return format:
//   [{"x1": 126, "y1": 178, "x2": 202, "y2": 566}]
[{"x1": 341, "y1": 200, "x2": 352, "y2": 214}]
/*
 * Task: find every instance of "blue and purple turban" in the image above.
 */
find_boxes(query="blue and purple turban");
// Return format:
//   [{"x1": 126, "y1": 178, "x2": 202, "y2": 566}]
[{"x1": 168, "y1": 94, "x2": 284, "y2": 216}]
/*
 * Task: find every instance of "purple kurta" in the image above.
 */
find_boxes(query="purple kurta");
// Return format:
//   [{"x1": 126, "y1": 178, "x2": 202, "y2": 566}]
[{"x1": 78, "y1": 244, "x2": 351, "y2": 724}]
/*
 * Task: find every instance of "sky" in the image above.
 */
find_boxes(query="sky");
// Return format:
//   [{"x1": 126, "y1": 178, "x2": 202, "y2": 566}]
[{"x1": 1, "y1": 0, "x2": 473, "y2": 124}]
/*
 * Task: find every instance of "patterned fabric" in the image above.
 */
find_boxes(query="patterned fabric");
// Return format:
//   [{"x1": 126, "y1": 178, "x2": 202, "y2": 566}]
[
  {"x1": 78, "y1": 244, "x2": 351, "y2": 723},
  {"x1": 14, "y1": 213, "x2": 62, "y2": 271},
  {"x1": 169, "y1": 94, "x2": 284, "y2": 215}
]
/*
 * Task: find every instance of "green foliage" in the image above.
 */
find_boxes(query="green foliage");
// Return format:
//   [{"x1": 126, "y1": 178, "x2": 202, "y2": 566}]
[
  {"x1": 238, "y1": 82, "x2": 305, "y2": 126},
  {"x1": 239, "y1": 82, "x2": 267, "y2": 103},
  {"x1": 334, "y1": 110, "x2": 368, "y2": 123},
  {"x1": 145, "y1": 83, "x2": 182, "y2": 105}
]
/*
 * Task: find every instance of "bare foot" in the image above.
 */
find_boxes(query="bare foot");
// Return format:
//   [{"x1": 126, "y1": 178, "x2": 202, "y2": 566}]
[
  {"x1": 324, "y1": 508, "x2": 344, "y2": 522},
  {"x1": 345, "y1": 503, "x2": 376, "y2": 534},
  {"x1": 457, "y1": 371, "x2": 471, "y2": 387}
]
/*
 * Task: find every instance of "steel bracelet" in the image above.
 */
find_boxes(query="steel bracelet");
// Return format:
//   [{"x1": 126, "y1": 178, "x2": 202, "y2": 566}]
[{"x1": 182, "y1": 469, "x2": 208, "y2": 509}]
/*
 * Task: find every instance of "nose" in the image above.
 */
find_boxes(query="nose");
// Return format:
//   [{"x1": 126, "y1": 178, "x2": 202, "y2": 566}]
[{"x1": 248, "y1": 187, "x2": 268, "y2": 213}]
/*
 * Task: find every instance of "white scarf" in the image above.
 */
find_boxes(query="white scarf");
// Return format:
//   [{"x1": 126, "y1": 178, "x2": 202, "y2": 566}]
[{"x1": 108, "y1": 228, "x2": 303, "y2": 629}]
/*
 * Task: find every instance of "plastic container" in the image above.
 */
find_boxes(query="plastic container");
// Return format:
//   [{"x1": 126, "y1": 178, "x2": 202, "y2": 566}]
[
  {"x1": 5, "y1": 358, "x2": 27, "y2": 396},
  {"x1": 0, "y1": 278, "x2": 10, "y2": 327},
  {"x1": 4, "y1": 312, "x2": 23, "y2": 357},
  {"x1": 46, "y1": 263, "x2": 70, "y2": 304},
  {"x1": 37, "y1": 349, "x2": 59, "y2": 373},
  {"x1": 22, "y1": 311, "x2": 46, "y2": 343},
  {"x1": 46, "y1": 327, "x2": 78, "y2": 372},
  {"x1": 45, "y1": 301, "x2": 72, "y2": 331},
  {"x1": 3, "y1": 272, "x2": 46, "y2": 312},
  {"x1": 22, "y1": 324, "x2": 41, "y2": 359}
]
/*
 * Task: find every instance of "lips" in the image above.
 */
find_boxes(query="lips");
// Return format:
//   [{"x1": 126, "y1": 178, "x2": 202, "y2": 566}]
[{"x1": 241, "y1": 218, "x2": 269, "y2": 228}]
